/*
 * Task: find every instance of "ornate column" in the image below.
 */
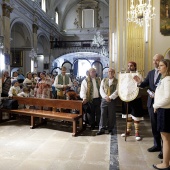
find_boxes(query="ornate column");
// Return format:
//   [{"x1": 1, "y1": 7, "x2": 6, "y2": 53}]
[
  {"x1": 32, "y1": 20, "x2": 39, "y2": 73},
  {"x1": 0, "y1": 1, "x2": 13, "y2": 99},
  {"x1": 0, "y1": 36, "x2": 4, "y2": 97},
  {"x1": 1, "y1": 1, "x2": 13, "y2": 54}
]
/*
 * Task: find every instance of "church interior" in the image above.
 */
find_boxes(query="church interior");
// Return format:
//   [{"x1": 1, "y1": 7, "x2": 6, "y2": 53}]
[{"x1": 0, "y1": 0, "x2": 170, "y2": 170}]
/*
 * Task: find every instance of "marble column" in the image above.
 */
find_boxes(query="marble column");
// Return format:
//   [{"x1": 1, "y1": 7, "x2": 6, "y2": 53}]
[
  {"x1": 1, "y1": 2, "x2": 13, "y2": 54},
  {"x1": 32, "y1": 23, "x2": 38, "y2": 73},
  {"x1": 0, "y1": 1, "x2": 13, "y2": 98}
]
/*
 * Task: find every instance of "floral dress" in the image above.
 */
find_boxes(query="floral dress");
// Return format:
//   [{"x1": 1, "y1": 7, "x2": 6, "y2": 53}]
[{"x1": 35, "y1": 78, "x2": 52, "y2": 98}]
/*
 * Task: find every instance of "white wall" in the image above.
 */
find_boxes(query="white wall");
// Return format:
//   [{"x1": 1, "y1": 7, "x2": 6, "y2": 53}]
[{"x1": 153, "y1": 1, "x2": 170, "y2": 58}]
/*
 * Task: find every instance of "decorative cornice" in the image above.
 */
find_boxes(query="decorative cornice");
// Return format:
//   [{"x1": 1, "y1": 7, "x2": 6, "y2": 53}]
[{"x1": 2, "y1": 2, "x2": 13, "y2": 18}]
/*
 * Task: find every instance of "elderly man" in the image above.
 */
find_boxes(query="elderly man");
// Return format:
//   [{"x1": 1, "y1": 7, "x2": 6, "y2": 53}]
[
  {"x1": 96, "y1": 68, "x2": 118, "y2": 135},
  {"x1": 54, "y1": 66, "x2": 72, "y2": 99},
  {"x1": 80, "y1": 67, "x2": 101, "y2": 129},
  {"x1": 134, "y1": 54, "x2": 164, "y2": 159}
]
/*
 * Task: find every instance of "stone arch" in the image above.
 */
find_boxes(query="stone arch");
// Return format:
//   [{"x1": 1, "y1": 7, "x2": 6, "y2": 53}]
[
  {"x1": 37, "y1": 33, "x2": 50, "y2": 55},
  {"x1": 10, "y1": 18, "x2": 32, "y2": 48}
]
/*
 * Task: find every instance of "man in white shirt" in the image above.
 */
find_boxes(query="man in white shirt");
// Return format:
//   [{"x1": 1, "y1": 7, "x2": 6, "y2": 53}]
[
  {"x1": 80, "y1": 68, "x2": 101, "y2": 129},
  {"x1": 96, "y1": 68, "x2": 118, "y2": 135},
  {"x1": 54, "y1": 66, "x2": 72, "y2": 99}
]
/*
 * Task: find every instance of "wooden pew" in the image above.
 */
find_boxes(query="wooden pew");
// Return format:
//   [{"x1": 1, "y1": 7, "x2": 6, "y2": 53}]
[{"x1": 0, "y1": 97, "x2": 83, "y2": 136}]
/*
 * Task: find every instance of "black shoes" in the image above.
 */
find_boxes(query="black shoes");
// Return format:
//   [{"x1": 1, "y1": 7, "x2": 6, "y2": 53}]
[
  {"x1": 96, "y1": 130, "x2": 105, "y2": 135},
  {"x1": 90, "y1": 125, "x2": 95, "y2": 130},
  {"x1": 147, "y1": 146, "x2": 161, "y2": 152},
  {"x1": 158, "y1": 152, "x2": 163, "y2": 159},
  {"x1": 153, "y1": 164, "x2": 170, "y2": 170}
]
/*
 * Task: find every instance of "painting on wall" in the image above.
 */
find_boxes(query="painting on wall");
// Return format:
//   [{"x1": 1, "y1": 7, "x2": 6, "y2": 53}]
[
  {"x1": 160, "y1": 0, "x2": 170, "y2": 35},
  {"x1": 44, "y1": 63, "x2": 49, "y2": 70},
  {"x1": 164, "y1": 47, "x2": 170, "y2": 59},
  {"x1": 11, "y1": 50, "x2": 23, "y2": 67}
]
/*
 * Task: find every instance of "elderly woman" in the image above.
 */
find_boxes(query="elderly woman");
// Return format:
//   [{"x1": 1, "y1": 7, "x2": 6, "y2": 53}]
[
  {"x1": 34, "y1": 72, "x2": 52, "y2": 99},
  {"x1": 153, "y1": 59, "x2": 170, "y2": 170}
]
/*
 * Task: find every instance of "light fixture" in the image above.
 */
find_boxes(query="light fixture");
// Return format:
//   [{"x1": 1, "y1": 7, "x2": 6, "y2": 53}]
[
  {"x1": 29, "y1": 48, "x2": 38, "y2": 72},
  {"x1": 127, "y1": 0, "x2": 156, "y2": 27},
  {"x1": 0, "y1": 36, "x2": 4, "y2": 49},
  {"x1": 99, "y1": 46, "x2": 108, "y2": 57},
  {"x1": 92, "y1": 31, "x2": 105, "y2": 47},
  {"x1": 29, "y1": 48, "x2": 37, "y2": 60}
]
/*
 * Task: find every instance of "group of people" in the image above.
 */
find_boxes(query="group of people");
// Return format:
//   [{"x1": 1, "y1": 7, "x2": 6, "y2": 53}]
[
  {"x1": 78, "y1": 54, "x2": 170, "y2": 170},
  {"x1": 1, "y1": 55, "x2": 170, "y2": 170}
]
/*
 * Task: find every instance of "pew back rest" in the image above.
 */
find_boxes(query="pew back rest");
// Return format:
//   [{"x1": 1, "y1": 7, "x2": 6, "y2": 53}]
[{"x1": 12, "y1": 96, "x2": 83, "y2": 114}]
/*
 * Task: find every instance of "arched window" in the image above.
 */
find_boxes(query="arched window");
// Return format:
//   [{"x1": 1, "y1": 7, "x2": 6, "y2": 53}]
[
  {"x1": 76, "y1": 0, "x2": 100, "y2": 28},
  {"x1": 42, "y1": 0, "x2": 46, "y2": 12},
  {"x1": 55, "y1": 11, "x2": 59, "y2": 24}
]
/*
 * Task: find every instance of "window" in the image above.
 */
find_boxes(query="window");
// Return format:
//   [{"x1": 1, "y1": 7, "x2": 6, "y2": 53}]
[
  {"x1": 55, "y1": 11, "x2": 59, "y2": 24},
  {"x1": 78, "y1": 60, "x2": 93, "y2": 77},
  {"x1": 82, "y1": 9, "x2": 94, "y2": 28},
  {"x1": 42, "y1": 0, "x2": 46, "y2": 12},
  {"x1": 76, "y1": 0, "x2": 99, "y2": 29}
]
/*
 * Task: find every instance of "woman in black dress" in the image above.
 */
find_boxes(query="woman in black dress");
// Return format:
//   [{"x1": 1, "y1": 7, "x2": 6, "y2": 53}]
[{"x1": 153, "y1": 59, "x2": 170, "y2": 170}]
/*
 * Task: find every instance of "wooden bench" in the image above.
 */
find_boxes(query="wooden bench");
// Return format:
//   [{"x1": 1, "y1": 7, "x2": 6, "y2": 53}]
[{"x1": 0, "y1": 96, "x2": 83, "y2": 136}]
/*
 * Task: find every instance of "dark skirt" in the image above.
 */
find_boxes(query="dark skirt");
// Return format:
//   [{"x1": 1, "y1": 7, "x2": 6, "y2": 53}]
[
  {"x1": 122, "y1": 97, "x2": 144, "y2": 117},
  {"x1": 157, "y1": 108, "x2": 170, "y2": 133}
]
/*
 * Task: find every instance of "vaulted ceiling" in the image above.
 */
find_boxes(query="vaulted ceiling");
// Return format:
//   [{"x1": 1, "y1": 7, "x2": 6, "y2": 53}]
[{"x1": 46, "y1": 0, "x2": 109, "y2": 20}]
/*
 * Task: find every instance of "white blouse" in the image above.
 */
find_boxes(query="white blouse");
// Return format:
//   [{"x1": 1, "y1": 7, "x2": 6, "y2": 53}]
[{"x1": 153, "y1": 76, "x2": 170, "y2": 109}]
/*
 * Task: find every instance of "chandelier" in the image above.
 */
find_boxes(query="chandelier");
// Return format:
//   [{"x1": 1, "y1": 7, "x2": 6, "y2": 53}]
[
  {"x1": 100, "y1": 46, "x2": 109, "y2": 57},
  {"x1": 127, "y1": 0, "x2": 156, "y2": 27},
  {"x1": 92, "y1": 31, "x2": 105, "y2": 47},
  {"x1": 29, "y1": 48, "x2": 37, "y2": 60}
]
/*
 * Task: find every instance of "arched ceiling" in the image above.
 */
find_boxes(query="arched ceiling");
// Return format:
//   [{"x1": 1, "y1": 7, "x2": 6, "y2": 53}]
[{"x1": 46, "y1": 0, "x2": 109, "y2": 18}]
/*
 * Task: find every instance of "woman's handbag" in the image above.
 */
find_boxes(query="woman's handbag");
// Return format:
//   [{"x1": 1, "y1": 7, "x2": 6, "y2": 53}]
[{"x1": 1, "y1": 98, "x2": 18, "y2": 109}]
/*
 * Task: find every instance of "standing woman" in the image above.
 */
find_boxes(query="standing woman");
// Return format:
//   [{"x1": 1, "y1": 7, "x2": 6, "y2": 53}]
[
  {"x1": 35, "y1": 72, "x2": 52, "y2": 99},
  {"x1": 153, "y1": 59, "x2": 170, "y2": 170}
]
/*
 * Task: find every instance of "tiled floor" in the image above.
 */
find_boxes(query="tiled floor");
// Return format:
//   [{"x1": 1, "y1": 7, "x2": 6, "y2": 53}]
[
  {"x1": 116, "y1": 113, "x2": 162, "y2": 170},
  {"x1": 0, "y1": 113, "x2": 161, "y2": 170}
]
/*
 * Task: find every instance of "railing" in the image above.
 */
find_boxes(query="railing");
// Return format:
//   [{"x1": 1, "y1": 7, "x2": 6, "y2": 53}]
[{"x1": 50, "y1": 40, "x2": 108, "y2": 49}]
